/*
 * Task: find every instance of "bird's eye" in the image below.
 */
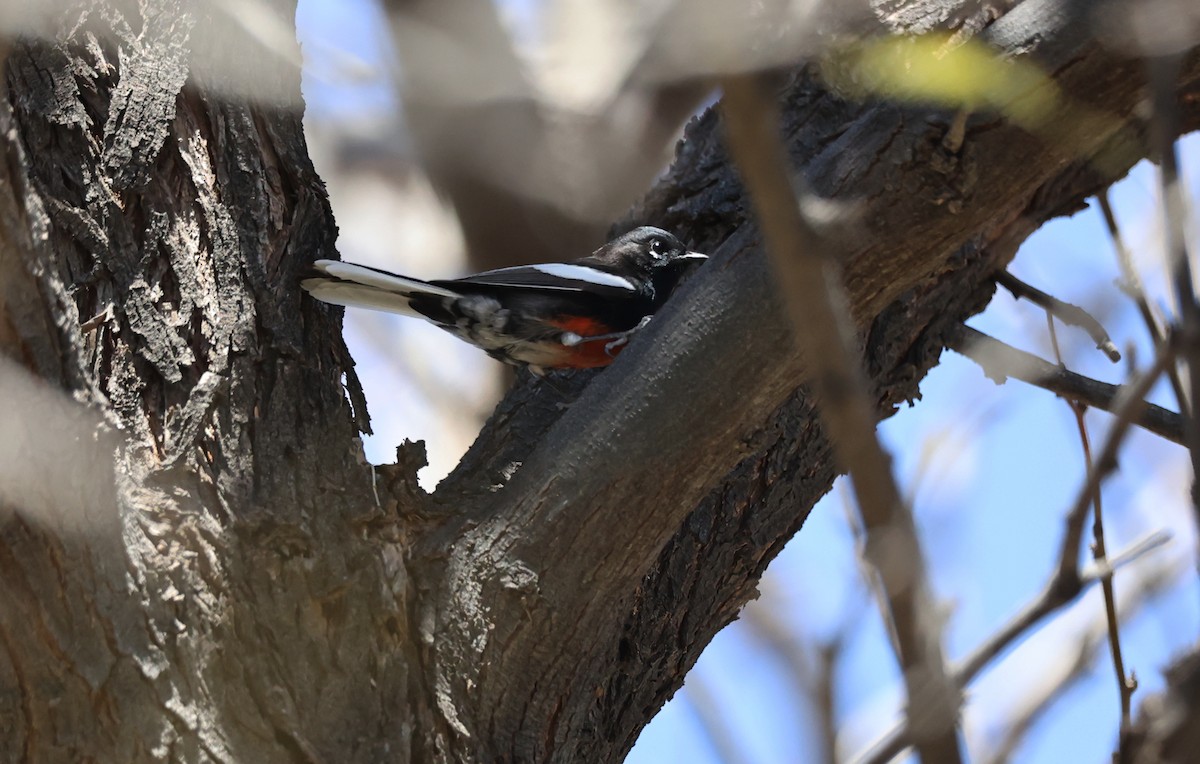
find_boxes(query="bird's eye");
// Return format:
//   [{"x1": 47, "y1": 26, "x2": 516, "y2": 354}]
[{"x1": 648, "y1": 239, "x2": 665, "y2": 259}]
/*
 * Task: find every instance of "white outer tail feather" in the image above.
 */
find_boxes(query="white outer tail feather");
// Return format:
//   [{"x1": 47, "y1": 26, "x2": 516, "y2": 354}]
[{"x1": 303, "y1": 260, "x2": 460, "y2": 318}]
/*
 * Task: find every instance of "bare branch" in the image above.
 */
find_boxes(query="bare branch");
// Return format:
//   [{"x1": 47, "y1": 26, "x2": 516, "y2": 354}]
[
  {"x1": 856, "y1": 334, "x2": 1177, "y2": 764},
  {"x1": 719, "y1": 74, "x2": 960, "y2": 763},
  {"x1": 1148, "y1": 53, "x2": 1200, "y2": 538},
  {"x1": 1055, "y1": 361, "x2": 1135, "y2": 745},
  {"x1": 1098, "y1": 191, "x2": 1190, "y2": 418},
  {"x1": 380, "y1": 0, "x2": 712, "y2": 270},
  {"x1": 996, "y1": 271, "x2": 1121, "y2": 362},
  {"x1": 983, "y1": 633, "x2": 1094, "y2": 764},
  {"x1": 1044, "y1": 308, "x2": 1136, "y2": 748},
  {"x1": 0, "y1": 357, "x2": 118, "y2": 527},
  {"x1": 980, "y1": 560, "x2": 1178, "y2": 764},
  {"x1": 853, "y1": 530, "x2": 1171, "y2": 764},
  {"x1": 963, "y1": 531, "x2": 1170, "y2": 689},
  {"x1": 1053, "y1": 340, "x2": 1177, "y2": 588},
  {"x1": 1082, "y1": 532, "x2": 1173, "y2": 582},
  {"x1": 948, "y1": 325, "x2": 1184, "y2": 445}
]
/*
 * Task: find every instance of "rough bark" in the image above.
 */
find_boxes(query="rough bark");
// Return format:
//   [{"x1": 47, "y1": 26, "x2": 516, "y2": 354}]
[
  {"x1": 1, "y1": 2, "x2": 410, "y2": 760},
  {"x1": 0, "y1": 1, "x2": 1197, "y2": 764}
]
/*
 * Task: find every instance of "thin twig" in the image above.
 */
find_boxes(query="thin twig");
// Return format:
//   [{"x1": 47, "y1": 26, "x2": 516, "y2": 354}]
[
  {"x1": 983, "y1": 631, "x2": 1094, "y2": 764},
  {"x1": 948, "y1": 325, "x2": 1184, "y2": 445},
  {"x1": 852, "y1": 530, "x2": 1171, "y2": 764},
  {"x1": 979, "y1": 560, "x2": 1177, "y2": 764},
  {"x1": 1049, "y1": 315, "x2": 1135, "y2": 746},
  {"x1": 958, "y1": 531, "x2": 1169, "y2": 687},
  {"x1": 856, "y1": 331, "x2": 1176, "y2": 764},
  {"x1": 813, "y1": 640, "x2": 842, "y2": 764},
  {"x1": 1081, "y1": 532, "x2": 1174, "y2": 581},
  {"x1": 1087, "y1": 416, "x2": 1137, "y2": 742},
  {"x1": 1098, "y1": 191, "x2": 1189, "y2": 419},
  {"x1": 997, "y1": 271, "x2": 1121, "y2": 362},
  {"x1": 1053, "y1": 339, "x2": 1176, "y2": 588},
  {"x1": 1148, "y1": 54, "x2": 1200, "y2": 537},
  {"x1": 1046, "y1": 310, "x2": 1064, "y2": 368},
  {"x1": 720, "y1": 74, "x2": 962, "y2": 764}
]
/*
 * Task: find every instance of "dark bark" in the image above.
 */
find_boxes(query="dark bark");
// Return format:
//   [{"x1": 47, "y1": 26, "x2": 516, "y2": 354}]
[
  {"x1": 0, "y1": 1, "x2": 1197, "y2": 764},
  {"x1": 427, "y1": 9, "x2": 1200, "y2": 760},
  {"x1": 1, "y1": 2, "x2": 410, "y2": 760}
]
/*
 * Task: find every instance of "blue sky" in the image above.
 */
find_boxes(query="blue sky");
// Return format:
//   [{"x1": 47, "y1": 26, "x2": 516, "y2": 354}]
[{"x1": 296, "y1": 2, "x2": 1200, "y2": 760}]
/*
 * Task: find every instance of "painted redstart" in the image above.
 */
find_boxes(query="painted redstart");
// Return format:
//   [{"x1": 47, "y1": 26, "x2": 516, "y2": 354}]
[{"x1": 302, "y1": 226, "x2": 707, "y2": 372}]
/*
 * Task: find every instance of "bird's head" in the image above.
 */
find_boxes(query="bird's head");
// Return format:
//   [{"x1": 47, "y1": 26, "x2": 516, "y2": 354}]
[{"x1": 596, "y1": 226, "x2": 708, "y2": 280}]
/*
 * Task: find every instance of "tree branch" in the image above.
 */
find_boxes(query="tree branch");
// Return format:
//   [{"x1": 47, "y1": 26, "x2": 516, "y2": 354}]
[
  {"x1": 1148, "y1": 52, "x2": 1200, "y2": 538},
  {"x1": 948, "y1": 325, "x2": 1185, "y2": 445},
  {"x1": 418, "y1": 4, "x2": 1200, "y2": 758},
  {"x1": 1053, "y1": 340, "x2": 1176, "y2": 587},
  {"x1": 980, "y1": 558, "x2": 1178, "y2": 764},
  {"x1": 996, "y1": 271, "x2": 1121, "y2": 362},
  {"x1": 719, "y1": 72, "x2": 960, "y2": 762},
  {"x1": 381, "y1": 0, "x2": 712, "y2": 270},
  {"x1": 854, "y1": 529, "x2": 1173, "y2": 764},
  {"x1": 7, "y1": 0, "x2": 1199, "y2": 762},
  {"x1": 1057, "y1": 357, "x2": 1135, "y2": 748},
  {"x1": 1099, "y1": 190, "x2": 1190, "y2": 418}
]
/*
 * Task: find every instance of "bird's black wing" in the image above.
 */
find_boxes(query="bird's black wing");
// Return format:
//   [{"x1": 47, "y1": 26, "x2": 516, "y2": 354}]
[{"x1": 436, "y1": 260, "x2": 640, "y2": 300}]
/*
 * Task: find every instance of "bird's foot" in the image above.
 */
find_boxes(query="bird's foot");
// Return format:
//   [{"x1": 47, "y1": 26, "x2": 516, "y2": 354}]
[{"x1": 561, "y1": 316, "x2": 653, "y2": 357}]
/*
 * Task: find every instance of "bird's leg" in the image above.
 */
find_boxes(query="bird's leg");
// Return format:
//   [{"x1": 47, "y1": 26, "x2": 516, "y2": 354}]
[
  {"x1": 602, "y1": 315, "x2": 653, "y2": 356},
  {"x1": 560, "y1": 316, "x2": 653, "y2": 357}
]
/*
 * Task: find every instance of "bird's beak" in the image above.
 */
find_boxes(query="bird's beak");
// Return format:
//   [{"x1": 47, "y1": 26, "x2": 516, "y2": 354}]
[{"x1": 682, "y1": 251, "x2": 708, "y2": 261}]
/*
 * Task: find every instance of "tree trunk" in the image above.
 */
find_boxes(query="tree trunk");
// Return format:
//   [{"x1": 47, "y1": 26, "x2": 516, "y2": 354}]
[{"x1": 0, "y1": 1, "x2": 1197, "y2": 762}]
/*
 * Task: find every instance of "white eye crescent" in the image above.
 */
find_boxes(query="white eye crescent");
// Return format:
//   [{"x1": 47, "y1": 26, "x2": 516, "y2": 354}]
[{"x1": 649, "y1": 239, "x2": 665, "y2": 259}]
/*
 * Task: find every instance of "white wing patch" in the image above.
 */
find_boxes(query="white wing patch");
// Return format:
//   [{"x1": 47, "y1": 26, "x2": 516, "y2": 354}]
[
  {"x1": 455, "y1": 263, "x2": 637, "y2": 292},
  {"x1": 529, "y1": 264, "x2": 636, "y2": 290}
]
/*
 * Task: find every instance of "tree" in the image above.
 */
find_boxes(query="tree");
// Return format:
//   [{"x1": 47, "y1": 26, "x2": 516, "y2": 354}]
[{"x1": 1, "y1": 0, "x2": 1198, "y2": 762}]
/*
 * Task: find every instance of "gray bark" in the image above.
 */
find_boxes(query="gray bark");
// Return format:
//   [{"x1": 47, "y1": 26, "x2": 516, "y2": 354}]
[{"x1": 0, "y1": 0, "x2": 1197, "y2": 762}]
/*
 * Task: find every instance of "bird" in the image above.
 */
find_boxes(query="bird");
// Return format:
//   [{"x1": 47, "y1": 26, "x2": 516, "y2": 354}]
[{"x1": 301, "y1": 226, "x2": 707, "y2": 373}]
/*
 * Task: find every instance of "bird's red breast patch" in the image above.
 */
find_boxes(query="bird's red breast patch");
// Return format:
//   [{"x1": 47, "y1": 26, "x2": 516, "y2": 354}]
[{"x1": 544, "y1": 316, "x2": 624, "y2": 368}]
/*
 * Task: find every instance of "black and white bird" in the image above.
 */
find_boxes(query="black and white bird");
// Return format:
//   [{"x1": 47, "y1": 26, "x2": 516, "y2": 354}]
[{"x1": 301, "y1": 226, "x2": 707, "y2": 372}]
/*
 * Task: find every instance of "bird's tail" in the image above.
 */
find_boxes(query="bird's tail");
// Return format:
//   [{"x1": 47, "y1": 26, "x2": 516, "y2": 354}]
[{"x1": 301, "y1": 260, "x2": 460, "y2": 317}]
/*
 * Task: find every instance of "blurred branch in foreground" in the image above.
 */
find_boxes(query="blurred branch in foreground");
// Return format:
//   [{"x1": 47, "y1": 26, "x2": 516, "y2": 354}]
[
  {"x1": 856, "y1": 528, "x2": 1173, "y2": 764},
  {"x1": 1098, "y1": 190, "x2": 1190, "y2": 418},
  {"x1": 380, "y1": 0, "x2": 715, "y2": 269},
  {"x1": 980, "y1": 558, "x2": 1181, "y2": 764},
  {"x1": 720, "y1": 72, "x2": 962, "y2": 763}
]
